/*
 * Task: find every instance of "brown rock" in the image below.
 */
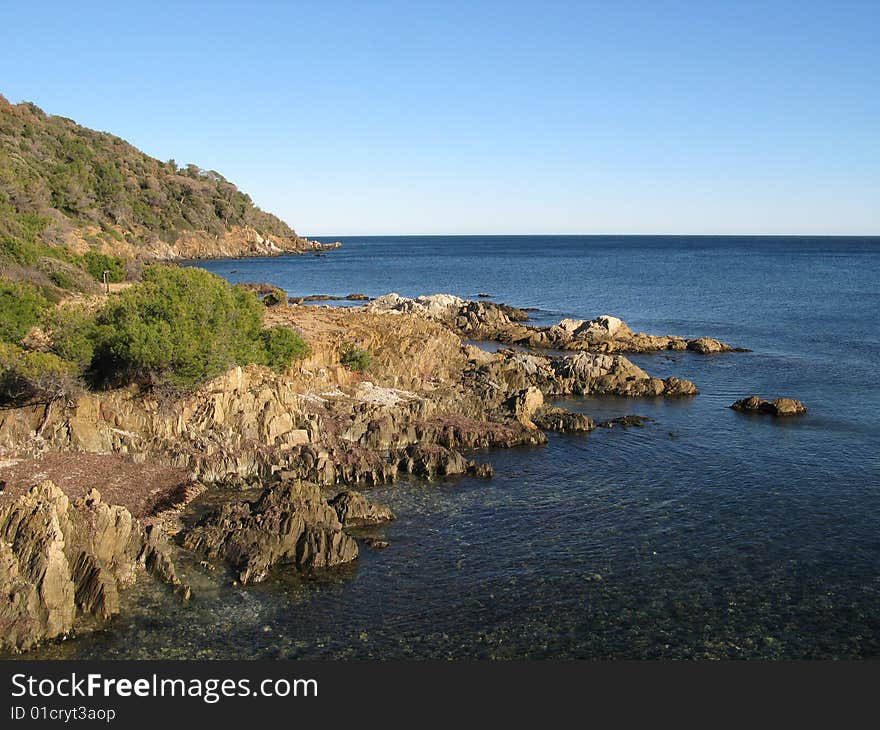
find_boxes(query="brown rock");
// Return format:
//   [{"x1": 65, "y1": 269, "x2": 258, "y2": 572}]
[
  {"x1": 533, "y1": 406, "x2": 595, "y2": 432},
  {"x1": 329, "y1": 490, "x2": 395, "y2": 527},
  {"x1": 182, "y1": 480, "x2": 358, "y2": 584},
  {"x1": 0, "y1": 481, "x2": 187, "y2": 653},
  {"x1": 730, "y1": 396, "x2": 807, "y2": 416},
  {"x1": 687, "y1": 337, "x2": 731, "y2": 354}
]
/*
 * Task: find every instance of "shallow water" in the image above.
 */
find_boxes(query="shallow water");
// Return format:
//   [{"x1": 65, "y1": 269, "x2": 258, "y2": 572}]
[{"x1": 27, "y1": 236, "x2": 880, "y2": 659}]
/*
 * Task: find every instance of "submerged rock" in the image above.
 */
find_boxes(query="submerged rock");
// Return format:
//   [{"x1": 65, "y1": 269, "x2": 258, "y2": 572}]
[
  {"x1": 330, "y1": 490, "x2": 395, "y2": 527},
  {"x1": 182, "y1": 480, "x2": 358, "y2": 584},
  {"x1": 0, "y1": 481, "x2": 186, "y2": 654},
  {"x1": 730, "y1": 396, "x2": 807, "y2": 417},
  {"x1": 596, "y1": 415, "x2": 653, "y2": 428}
]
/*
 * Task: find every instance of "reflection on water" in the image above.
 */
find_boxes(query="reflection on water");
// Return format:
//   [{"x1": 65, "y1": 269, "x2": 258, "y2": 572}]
[{"x1": 19, "y1": 236, "x2": 880, "y2": 659}]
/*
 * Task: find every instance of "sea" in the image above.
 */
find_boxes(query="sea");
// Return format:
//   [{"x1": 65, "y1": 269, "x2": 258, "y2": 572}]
[{"x1": 30, "y1": 235, "x2": 880, "y2": 659}]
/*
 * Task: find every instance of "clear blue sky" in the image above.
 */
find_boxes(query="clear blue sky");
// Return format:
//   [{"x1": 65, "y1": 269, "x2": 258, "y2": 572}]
[{"x1": 1, "y1": 1, "x2": 877, "y2": 235}]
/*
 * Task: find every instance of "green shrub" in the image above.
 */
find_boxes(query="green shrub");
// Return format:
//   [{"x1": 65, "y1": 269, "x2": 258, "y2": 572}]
[
  {"x1": 92, "y1": 265, "x2": 269, "y2": 386},
  {"x1": 49, "y1": 270, "x2": 75, "y2": 289},
  {"x1": 0, "y1": 342, "x2": 80, "y2": 404},
  {"x1": 43, "y1": 303, "x2": 99, "y2": 369},
  {"x1": 340, "y1": 344, "x2": 372, "y2": 371},
  {"x1": 262, "y1": 286, "x2": 287, "y2": 306},
  {"x1": 0, "y1": 235, "x2": 38, "y2": 266},
  {"x1": 83, "y1": 251, "x2": 126, "y2": 283},
  {"x1": 0, "y1": 280, "x2": 49, "y2": 343},
  {"x1": 261, "y1": 326, "x2": 310, "y2": 371}
]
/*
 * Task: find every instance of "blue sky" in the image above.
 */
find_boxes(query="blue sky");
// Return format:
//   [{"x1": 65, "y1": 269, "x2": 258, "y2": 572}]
[{"x1": 1, "y1": 1, "x2": 877, "y2": 235}]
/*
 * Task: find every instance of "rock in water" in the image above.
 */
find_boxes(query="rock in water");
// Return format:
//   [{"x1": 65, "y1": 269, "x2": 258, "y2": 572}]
[
  {"x1": 730, "y1": 396, "x2": 807, "y2": 416},
  {"x1": 532, "y1": 406, "x2": 595, "y2": 432},
  {"x1": 596, "y1": 415, "x2": 653, "y2": 428},
  {"x1": 0, "y1": 481, "x2": 187, "y2": 653},
  {"x1": 182, "y1": 480, "x2": 358, "y2": 584},
  {"x1": 506, "y1": 386, "x2": 544, "y2": 428},
  {"x1": 686, "y1": 337, "x2": 732, "y2": 354},
  {"x1": 329, "y1": 490, "x2": 395, "y2": 527}
]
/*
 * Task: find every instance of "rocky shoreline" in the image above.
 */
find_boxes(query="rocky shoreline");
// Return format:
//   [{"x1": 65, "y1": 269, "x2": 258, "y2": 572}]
[{"x1": 0, "y1": 289, "x2": 744, "y2": 653}]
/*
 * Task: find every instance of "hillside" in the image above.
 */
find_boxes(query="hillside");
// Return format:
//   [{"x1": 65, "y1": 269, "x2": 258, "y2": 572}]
[{"x1": 0, "y1": 94, "x2": 332, "y2": 279}]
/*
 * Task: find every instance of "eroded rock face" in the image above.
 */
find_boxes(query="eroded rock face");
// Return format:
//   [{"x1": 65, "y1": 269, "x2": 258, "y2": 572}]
[
  {"x1": 730, "y1": 396, "x2": 807, "y2": 416},
  {"x1": 532, "y1": 406, "x2": 595, "y2": 432},
  {"x1": 506, "y1": 386, "x2": 544, "y2": 428},
  {"x1": 181, "y1": 480, "x2": 358, "y2": 584},
  {"x1": 0, "y1": 481, "x2": 186, "y2": 653},
  {"x1": 329, "y1": 490, "x2": 395, "y2": 527}
]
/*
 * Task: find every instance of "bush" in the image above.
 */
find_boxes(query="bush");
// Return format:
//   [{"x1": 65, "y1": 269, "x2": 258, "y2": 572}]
[
  {"x1": 340, "y1": 344, "x2": 372, "y2": 371},
  {"x1": 0, "y1": 280, "x2": 49, "y2": 343},
  {"x1": 83, "y1": 251, "x2": 126, "y2": 283},
  {"x1": 92, "y1": 265, "x2": 290, "y2": 386},
  {"x1": 0, "y1": 235, "x2": 38, "y2": 266},
  {"x1": 49, "y1": 270, "x2": 75, "y2": 289},
  {"x1": 0, "y1": 342, "x2": 80, "y2": 404},
  {"x1": 262, "y1": 286, "x2": 287, "y2": 306},
  {"x1": 43, "y1": 303, "x2": 99, "y2": 369},
  {"x1": 261, "y1": 326, "x2": 310, "y2": 371}
]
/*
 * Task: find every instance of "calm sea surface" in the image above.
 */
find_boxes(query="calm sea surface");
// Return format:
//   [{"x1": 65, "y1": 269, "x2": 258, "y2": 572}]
[{"x1": 34, "y1": 236, "x2": 880, "y2": 658}]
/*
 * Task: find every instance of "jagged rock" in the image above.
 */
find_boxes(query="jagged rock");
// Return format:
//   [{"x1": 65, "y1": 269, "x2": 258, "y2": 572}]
[
  {"x1": 181, "y1": 480, "x2": 358, "y2": 584},
  {"x1": 0, "y1": 298, "x2": 702, "y2": 495},
  {"x1": 402, "y1": 444, "x2": 471, "y2": 478},
  {"x1": 380, "y1": 292, "x2": 740, "y2": 355},
  {"x1": 506, "y1": 386, "x2": 544, "y2": 428},
  {"x1": 465, "y1": 462, "x2": 492, "y2": 478},
  {"x1": 363, "y1": 537, "x2": 389, "y2": 549},
  {"x1": 730, "y1": 396, "x2": 807, "y2": 417},
  {"x1": 330, "y1": 490, "x2": 395, "y2": 527},
  {"x1": 552, "y1": 353, "x2": 699, "y2": 397},
  {"x1": 0, "y1": 481, "x2": 186, "y2": 653},
  {"x1": 687, "y1": 337, "x2": 731, "y2": 354},
  {"x1": 533, "y1": 406, "x2": 595, "y2": 432},
  {"x1": 597, "y1": 415, "x2": 653, "y2": 428}
]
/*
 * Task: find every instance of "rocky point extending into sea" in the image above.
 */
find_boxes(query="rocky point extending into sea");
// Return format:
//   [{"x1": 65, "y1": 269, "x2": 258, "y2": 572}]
[{"x1": 0, "y1": 290, "x2": 745, "y2": 653}]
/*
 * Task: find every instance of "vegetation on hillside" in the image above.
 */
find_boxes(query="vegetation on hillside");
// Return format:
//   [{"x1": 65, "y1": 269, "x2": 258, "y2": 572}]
[
  {"x1": 0, "y1": 94, "x2": 297, "y2": 251},
  {"x1": 0, "y1": 93, "x2": 305, "y2": 305},
  {"x1": 0, "y1": 266, "x2": 311, "y2": 404},
  {"x1": 0, "y1": 95, "x2": 312, "y2": 406}
]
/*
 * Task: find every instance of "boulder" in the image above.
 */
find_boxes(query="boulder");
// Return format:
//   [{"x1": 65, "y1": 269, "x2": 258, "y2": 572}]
[
  {"x1": 730, "y1": 396, "x2": 807, "y2": 417},
  {"x1": 329, "y1": 490, "x2": 395, "y2": 527},
  {"x1": 506, "y1": 386, "x2": 544, "y2": 428},
  {"x1": 687, "y1": 337, "x2": 731, "y2": 354},
  {"x1": 532, "y1": 406, "x2": 595, "y2": 432}
]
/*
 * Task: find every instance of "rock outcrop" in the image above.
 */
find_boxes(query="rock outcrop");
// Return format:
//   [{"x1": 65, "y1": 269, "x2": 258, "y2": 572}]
[
  {"x1": 329, "y1": 490, "x2": 395, "y2": 527},
  {"x1": 181, "y1": 480, "x2": 358, "y2": 584},
  {"x1": 0, "y1": 300, "x2": 700, "y2": 492},
  {"x1": 366, "y1": 293, "x2": 741, "y2": 354},
  {"x1": 532, "y1": 406, "x2": 595, "y2": 432},
  {"x1": 730, "y1": 396, "x2": 807, "y2": 417},
  {"x1": 0, "y1": 481, "x2": 186, "y2": 653}
]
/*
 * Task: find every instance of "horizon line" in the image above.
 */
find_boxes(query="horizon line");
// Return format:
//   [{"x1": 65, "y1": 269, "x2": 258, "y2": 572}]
[{"x1": 305, "y1": 232, "x2": 880, "y2": 239}]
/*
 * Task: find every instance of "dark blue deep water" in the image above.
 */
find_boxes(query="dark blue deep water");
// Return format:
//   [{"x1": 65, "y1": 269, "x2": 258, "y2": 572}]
[{"x1": 40, "y1": 236, "x2": 880, "y2": 658}]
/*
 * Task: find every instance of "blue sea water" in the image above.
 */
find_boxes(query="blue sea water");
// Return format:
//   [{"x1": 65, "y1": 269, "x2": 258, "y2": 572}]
[{"x1": 37, "y1": 236, "x2": 880, "y2": 658}]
